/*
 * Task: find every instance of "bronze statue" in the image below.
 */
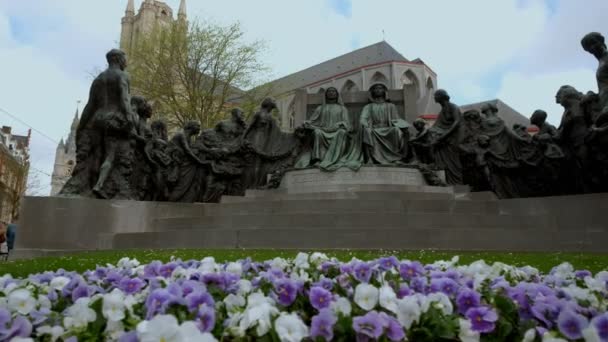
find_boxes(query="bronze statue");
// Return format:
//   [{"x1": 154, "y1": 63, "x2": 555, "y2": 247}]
[
  {"x1": 410, "y1": 118, "x2": 434, "y2": 165},
  {"x1": 360, "y1": 83, "x2": 410, "y2": 165},
  {"x1": 582, "y1": 32, "x2": 608, "y2": 124},
  {"x1": 60, "y1": 49, "x2": 138, "y2": 199},
  {"x1": 300, "y1": 87, "x2": 362, "y2": 171},
  {"x1": 430, "y1": 89, "x2": 463, "y2": 184},
  {"x1": 242, "y1": 98, "x2": 297, "y2": 188},
  {"x1": 555, "y1": 85, "x2": 590, "y2": 193},
  {"x1": 167, "y1": 121, "x2": 208, "y2": 202}
]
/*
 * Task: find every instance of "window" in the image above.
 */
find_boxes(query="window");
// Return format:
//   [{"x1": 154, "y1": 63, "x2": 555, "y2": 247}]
[{"x1": 341, "y1": 80, "x2": 359, "y2": 93}]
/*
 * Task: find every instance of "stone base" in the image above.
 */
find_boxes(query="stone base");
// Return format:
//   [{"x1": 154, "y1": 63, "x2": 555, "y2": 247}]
[
  {"x1": 14, "y1": 173, "x2": 608, "y2": 257},
  {"x1": 280, "y1": 166, "x2": 432, "y2": 190}
]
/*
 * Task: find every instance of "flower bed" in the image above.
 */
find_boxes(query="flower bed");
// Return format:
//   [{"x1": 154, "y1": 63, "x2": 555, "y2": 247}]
[{"x1": 1, "y1": 253, "x2": 607, "y2": 341}]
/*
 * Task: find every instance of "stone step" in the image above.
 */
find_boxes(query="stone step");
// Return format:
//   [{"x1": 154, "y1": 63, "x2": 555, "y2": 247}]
[
  {"x1": 151, "y1": 212, "x2": 552, "y2": 231},
  {"x1": 209, "y1": 199, "x2": 499, "y2": 216},
  {"x1": 244, "y1": 184, "x2": 454, "y2": 197},
  {"x1": 223, "y1": 190, "x2": 456, "y2": 204},
  {"x1": 110, "y1": 225, "x2": 607, "y2": 252}
]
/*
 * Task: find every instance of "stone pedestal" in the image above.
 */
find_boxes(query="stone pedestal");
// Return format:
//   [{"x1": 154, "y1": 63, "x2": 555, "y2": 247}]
[
  {"x1": 14, "y1": 166, "x2": 608, "y2": 257},
  {"x1": 280, "y1": 166, "x2": 428, "y2": 189}
]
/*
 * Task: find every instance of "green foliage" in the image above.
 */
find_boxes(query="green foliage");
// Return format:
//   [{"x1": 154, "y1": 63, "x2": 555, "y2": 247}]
[
  {"x1": 2, "y1": 249, "x2": 608, "y2": 278},
  {"x1": 409, "y1": 307, "x2": 458, "y2": 341},
  {"x1": 128, "y1": 18, "x2": 271, "y2": 131}
]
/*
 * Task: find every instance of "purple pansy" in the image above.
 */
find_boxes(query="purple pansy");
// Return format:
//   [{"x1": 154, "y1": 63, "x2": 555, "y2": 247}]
[
  {"x1": 118, "y1": 277, "x2": 145, "y2": 295},
  {"x1": 456, "y1": 289, "x2": 481, "y2": 315},
  {"x1": 399, "y1": 261, "x2": 424, "y2": 280},
  {"x1": 466, "y1": 306, "x2": 498, "y2": 333},
  {"x1": 353, "y1": 262, "x2": 373, "y2": 283},
  {"x1": 353, "y1": 311, "x2": 384, "y2": 339},
  {"x1": 311, "y1": 309, "x2": 338, "y2": 341},
  {"x1": 309, "y1": 286, "x2": 333, "y2": 310},
  {"x1": 273, "y1": 278, "x2": 298, "y2": 307},
  {"x1": 557, "y1": 309, "x2": 588, "y2": 340}
]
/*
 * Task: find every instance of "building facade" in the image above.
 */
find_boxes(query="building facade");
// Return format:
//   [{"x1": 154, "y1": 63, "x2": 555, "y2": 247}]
[
  {"x1": 50, "y1": 110, "x2": 79, "y2": 196},
  {"x1": 0, "y1": 126, "x2": 30, "y2": 223},
  {"x1": 265, "y1": 41, "x2": 441, "y2": 131}
]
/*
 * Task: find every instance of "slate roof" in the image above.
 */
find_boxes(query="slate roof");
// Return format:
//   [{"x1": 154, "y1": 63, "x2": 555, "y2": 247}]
[{"x1": 267, "y1": 41, "x2": 410, "y2": 94}]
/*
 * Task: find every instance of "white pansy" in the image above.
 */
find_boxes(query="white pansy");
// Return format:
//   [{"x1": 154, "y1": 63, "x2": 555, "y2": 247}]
[
  {"x1": 426, "y1": 292, "x2": 453, "y2": 315},
  {"x1": 37, "y1": 294, "x2": 51, "y2": 309},
  {"x1": 541, "y1": 332, "x2": 568, "y2": 342},
  {"x1": 224, "y1": 294, "x2": 246, "y2": 312},
  {"x1": 199, "y1": 257, "x2": 218, "y2": 274},
  {"x1": 49, "y1": 276, "x2": 70, "y2": 291},
  {"x1": 225, "y1": 312, "x2": 246, "y2": 337},
  {"x1": 396, "y1": 296, "x2": 421, "y2": 329},
  {"x1": 432, "y1": 255, "x2": 460, "y2": 269},
  {"x1": 137, "y1": 315, "x2": 182, "y2": 342},
  {"x1": 585, "y1": 276, "x2": 606, "y2": 292},
  {"x1": 171, "y1": 266, "x2": 188, "y2": 279},
  {"x1": 0, "y1": 274, "x2": 13, "y2": 288},
  {"x1": 117, "y1": 257, "x2": 140, "y2": 269},
  {"x1": 270, "y1": 257, "x2": 289, "y2": 270},
  {"x1": 379, "y1": 285, "x2": 398, "y2": 313},
  {"x1": 36, "y1": 325, "x2": 65, "y2": 342},
  {"x1": 310, "y1": 252, "x2": 329, "y2": 265},
  {"x1": 133, "y1": 265, "x2": 146, "y2": 277},
  {"x1": 64, "y1": 297, "x2": 97, "y2": 329},
  {"x1": 239, "y1": 292, "x2": 279, "y2": 336},
  {"x1": 582, "y1": 325, "x2": 601, "y2": 342},
  {"x1": 103, "y1": 289, "x2": 126, "y2": 322},
  {"x1": 105, "y1": 320, "x2": 125, "y2": 340},
  {"x1": 354, "y1": 283, "x2": 379, "y2": 311},
  {"x1": 552, "y1": 262, "x2": 574, "y2": 279},
  {"x1": 179, "y1": 321, "x2": 218, "y2": 342},
  {"x1": 9, "y1": 338, "x2": 34, "y2": 342},
  {"x1": 237, "y1": 279, "x2": 253, "y2": 295},
  {"x1": 562, "y1": 285, "x2": 599, "y2": 307},
  {"x1": 294, "y1": 252, "x2": 310, "y2": 269},
  {"x1": 275, "y1": 312, "x2": 309, "y2": 342},
  {"x1": 8, "y1": 288, "x2": 36, "y2": 315},
  {"x1": 290, "y1": 269, "x2": 311, "y2": 283},
  {"x1": 226, "y1": 262, "x2": 243, "y2": 276},
  {"x1": 330, "y1": 296, "x2": 352, "y2": 316},
  {"x1": 458, "y1": 318, "x2": 480, "y2": 342},
  {"x1": 522, "y1": 328, "x2": 536, "y2": 342}
]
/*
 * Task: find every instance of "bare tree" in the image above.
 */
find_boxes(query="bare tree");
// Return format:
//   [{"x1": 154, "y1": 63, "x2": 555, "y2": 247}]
[{"x1": 129, "y1": 19, "x2": 271, "y2": 130}]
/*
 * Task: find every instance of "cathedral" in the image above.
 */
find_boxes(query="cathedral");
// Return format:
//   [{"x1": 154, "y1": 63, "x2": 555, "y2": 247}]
[
  {"x1": 50, "y1": 110, "x2": 78, "y2": 196},
  {"x1": 51, "y1": 0, "x2": 530, "y2": 194}
]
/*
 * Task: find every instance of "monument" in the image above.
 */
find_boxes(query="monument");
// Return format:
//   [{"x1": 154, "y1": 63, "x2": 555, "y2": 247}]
[{"x1": 16, "y1": 31, "x2": 608, "y2": 256}]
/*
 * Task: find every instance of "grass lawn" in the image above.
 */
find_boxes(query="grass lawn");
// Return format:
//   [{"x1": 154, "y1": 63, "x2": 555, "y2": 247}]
[{"x1": 1, "y1": 249, "x2": 607, "y2": 278}]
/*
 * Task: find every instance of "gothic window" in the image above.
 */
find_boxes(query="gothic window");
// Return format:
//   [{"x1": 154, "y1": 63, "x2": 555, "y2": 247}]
[
  {"x1": 288, "y1": 100, "x2": 296, "y2": 130},
  {"x1": 317, "y1": 88, "x2": 326, "y2": 94},
  {"x1": 370, "y1": 72, "x2": 389, "y2": 87},
  {"x1": 426, "y1": 77, "x2": 434, "y2": 92},
  {"x1": 401, "y1": 70, "x2": 421, "y2": 99},
  {"x1": 341, "y1": 80, "x2": 359, "y2": 93}
]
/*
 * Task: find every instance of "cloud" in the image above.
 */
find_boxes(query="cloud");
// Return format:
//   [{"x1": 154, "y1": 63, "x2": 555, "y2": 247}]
[
  {"x1": 327, "y1": 0, "x2": 352, "y2": 18},
  {"x1": 515, "y1": 0, "x2": 608, "y2": 74},
  {"x1": 496, "y1": 68, "x2": 596, "y2": 125}
]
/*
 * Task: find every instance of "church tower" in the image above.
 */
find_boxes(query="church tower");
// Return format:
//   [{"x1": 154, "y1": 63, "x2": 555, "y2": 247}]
[
  {"x1": 120, "y1": 0, "x2": 187, "y2": 55},
  {"x1": 51, "y1": 108, "x2": 79, "y2": 195}
]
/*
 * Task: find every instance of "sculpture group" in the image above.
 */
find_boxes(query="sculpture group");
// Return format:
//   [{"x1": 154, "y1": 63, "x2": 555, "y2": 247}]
[{"x1": 60, "y1": 31, "x2": 608, "y2": 202}]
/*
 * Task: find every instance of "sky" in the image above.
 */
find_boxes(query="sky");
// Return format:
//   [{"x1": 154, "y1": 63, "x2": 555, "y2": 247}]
[{"x1": 0, "y1": 0, "x2": 606, "y2": 195}]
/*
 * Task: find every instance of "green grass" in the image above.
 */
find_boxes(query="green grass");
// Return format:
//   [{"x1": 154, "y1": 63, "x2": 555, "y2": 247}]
[{"x1": 1, "y1": 249, "x2": 607, "y2": 278}]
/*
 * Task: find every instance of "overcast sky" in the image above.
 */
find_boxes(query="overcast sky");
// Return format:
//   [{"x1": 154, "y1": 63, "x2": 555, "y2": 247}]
[{"x1": 0, "y1": 0, "x2": 606, "y2": 195}]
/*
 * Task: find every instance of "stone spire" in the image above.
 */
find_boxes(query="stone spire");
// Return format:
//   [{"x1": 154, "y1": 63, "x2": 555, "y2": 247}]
[
  {"x1": 70, "y1": 108, "x2": 79, "y2": 130},
  {"x1": 125, "y1": 0, "x2": 135, "y2": 16},
  {"x1": 178, "y1": 0, "x2": 187, "y2": 20}
]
